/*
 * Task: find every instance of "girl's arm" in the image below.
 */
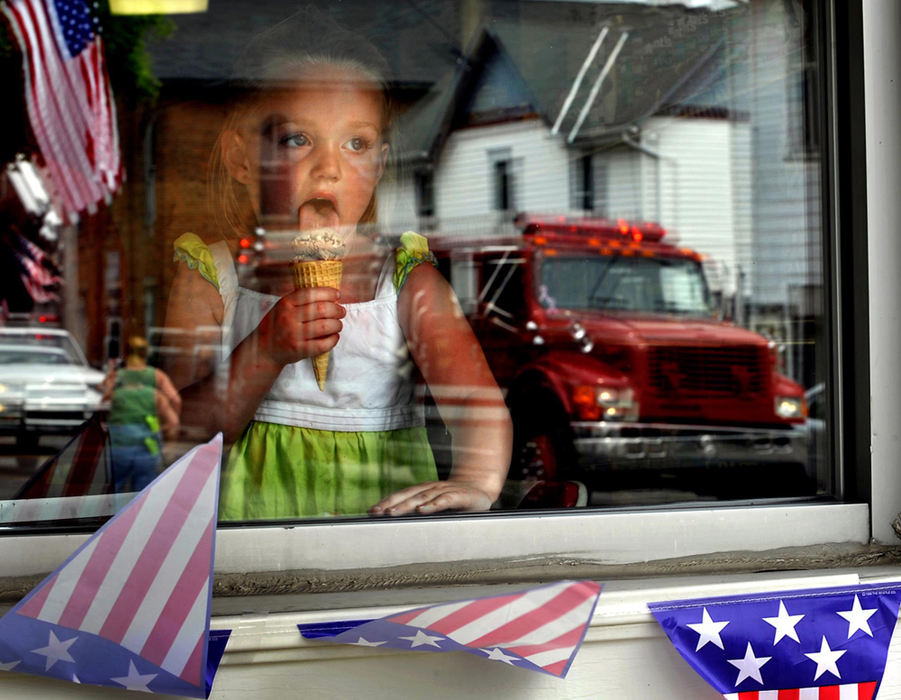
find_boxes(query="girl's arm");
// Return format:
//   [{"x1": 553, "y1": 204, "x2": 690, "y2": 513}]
[
  {"x1": 371, "y1": 264, "x2": 512, "y2": 516},
  {"x1": 162, "y1": 260, "x2": 226, "y2": 393},
  {"x1": 164, "y1": 261, "x2": 345, "y2": 443}
]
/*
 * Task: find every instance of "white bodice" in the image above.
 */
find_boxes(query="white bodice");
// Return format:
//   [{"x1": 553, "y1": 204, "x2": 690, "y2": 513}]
[{"x1": 208, "y1": 241, "x2": 422, "y2": 432}]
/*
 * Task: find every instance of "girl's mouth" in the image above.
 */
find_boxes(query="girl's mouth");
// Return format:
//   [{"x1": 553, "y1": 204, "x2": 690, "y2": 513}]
[{"x1": 298, "y1": 196, "x2": 339, "y2": 231}]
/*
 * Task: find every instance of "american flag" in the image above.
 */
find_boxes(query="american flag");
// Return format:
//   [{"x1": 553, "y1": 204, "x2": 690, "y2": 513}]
[
  {"x1": 1, "y1": 0, "x2": 121, "y2": 222},
  {"x1": 649, "y1": 582, "x2": 901, "y2": 699},
  {"x1": 299, "y1": 579, "x2": 602, "y2": 678},
  {"x1": 0, "y1": 434, "x2": 229, "y2": 697},
  {"x1": 5, "y1": 229, "x2": 63, "y2": 303},
  {"x1": 15, "y1": 413, "x2": 110, "y2": 502}
]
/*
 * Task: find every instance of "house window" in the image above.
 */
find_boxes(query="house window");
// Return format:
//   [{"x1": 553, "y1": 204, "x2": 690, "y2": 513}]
[
  {"x1": 0, "y1": 0, "x2": 893, "y2": 586},
  {"x1": 572, "y1": 153, "x2": 595, "y2": 211},
  {"x1": 414, "y1": 170, "x2": 434, "y2": 218},
  {"x1": 494, "y1": 159, "x2": 513, "y2": 211}
]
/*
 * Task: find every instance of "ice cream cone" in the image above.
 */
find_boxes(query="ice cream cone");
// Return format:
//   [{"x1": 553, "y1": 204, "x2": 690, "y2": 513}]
[{"x1": 292, "y1": 259, "x2": 343, "y2": 390}]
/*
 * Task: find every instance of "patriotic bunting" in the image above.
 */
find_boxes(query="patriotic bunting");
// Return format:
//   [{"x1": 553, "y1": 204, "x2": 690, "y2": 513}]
[
  {"x1": 0, "y1": 433, "x2": 229, "y2": 697},
  {"x1": 299, "y1": 579, "x2": 602, "y2": 678},
  {"x1": 1, "y1": 0, "x2": 121, "y2": 222},
  {"x1": 649, "y1": 582, "x2": 901, "y2": 699}
]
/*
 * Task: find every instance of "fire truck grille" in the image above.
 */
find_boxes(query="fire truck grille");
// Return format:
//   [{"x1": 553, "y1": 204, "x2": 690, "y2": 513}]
[{"x1": 647, "y1": 345, "x2": 768, "y2": 398}]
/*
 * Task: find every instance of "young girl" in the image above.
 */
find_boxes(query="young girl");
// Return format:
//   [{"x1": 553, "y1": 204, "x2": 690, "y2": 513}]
[{"x1": 164, "y1": 11, "x2": 512, "y2": 519}]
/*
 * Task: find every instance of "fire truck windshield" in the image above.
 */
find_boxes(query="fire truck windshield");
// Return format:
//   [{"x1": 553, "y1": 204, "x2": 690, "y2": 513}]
[{"x1": 537, "y1": 254, "x2": 712, "y2": 316}]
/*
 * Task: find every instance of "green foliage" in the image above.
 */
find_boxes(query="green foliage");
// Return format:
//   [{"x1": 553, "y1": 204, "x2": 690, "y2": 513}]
[{"x1": 95, "y1": 1, "x2": 175, "y2": 105}]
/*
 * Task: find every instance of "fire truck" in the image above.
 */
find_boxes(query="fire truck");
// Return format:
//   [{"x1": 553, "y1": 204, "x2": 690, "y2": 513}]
[{"x1": 432, "y1": 215, "x2": 810, "y2": 495}]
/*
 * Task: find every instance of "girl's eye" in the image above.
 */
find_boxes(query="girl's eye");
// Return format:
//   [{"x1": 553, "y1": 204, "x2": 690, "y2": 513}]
[
  {"x1": 345, "y1": 137, "x2": 369, "y2": 152},
  {"x1": 279, "y1": 133, "x2": 309, "y2": 148}
]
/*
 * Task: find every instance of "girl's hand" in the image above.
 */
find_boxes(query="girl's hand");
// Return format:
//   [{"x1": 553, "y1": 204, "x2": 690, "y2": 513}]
[
  {"x1": 255, "y1": 287, "x2": 345, "y2": 367},
  {"x1": 368, "y1": 480, "x2": 495, "y2": 516}
]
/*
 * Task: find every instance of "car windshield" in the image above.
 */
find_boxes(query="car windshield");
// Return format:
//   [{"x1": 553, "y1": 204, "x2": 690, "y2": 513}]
[
  {"x1": 0, "y1": 348, "x2": 73, "y2": 365},
  {"x1": 537, "y1": 254, "x2": 712, "y2": 316},
  {"x1": 0, "y1": 332, "x2": 85, "y2": 365}
]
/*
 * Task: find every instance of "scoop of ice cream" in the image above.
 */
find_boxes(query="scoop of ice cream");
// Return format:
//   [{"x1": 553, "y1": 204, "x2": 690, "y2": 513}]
[{"x1": 292, "y1": 229, "x2": 346, "y2": 261}]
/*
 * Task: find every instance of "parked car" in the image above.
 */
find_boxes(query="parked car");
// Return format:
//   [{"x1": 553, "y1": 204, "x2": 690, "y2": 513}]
[
  {"x1": 0, "y1": 327, "x2": 106, "y2": 447},
  {"x1": 430, "y1": 214, "x2": 811, "y2": 496}
]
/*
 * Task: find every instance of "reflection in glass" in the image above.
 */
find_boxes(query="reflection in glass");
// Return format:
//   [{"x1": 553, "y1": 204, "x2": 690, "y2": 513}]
[
  {"x1": 0, "y1": 0, "x2": 833, "y2": 526},
  {"x1": 538, "y1": 255, "x2": 712, "y2": 316}
]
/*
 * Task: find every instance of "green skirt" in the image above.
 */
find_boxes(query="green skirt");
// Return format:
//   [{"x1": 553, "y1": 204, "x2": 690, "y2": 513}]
[{"x1": 219, "y1": 421, "x2": 438, "y2": 520}]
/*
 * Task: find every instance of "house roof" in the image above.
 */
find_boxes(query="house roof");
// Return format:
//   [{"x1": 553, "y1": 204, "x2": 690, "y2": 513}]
[
  {"x1": 146, "y1": 1, "x2": 749, "y2": 163},
  {"x1": 393, "y1": 2, "x2": 746, "y2": 163}
]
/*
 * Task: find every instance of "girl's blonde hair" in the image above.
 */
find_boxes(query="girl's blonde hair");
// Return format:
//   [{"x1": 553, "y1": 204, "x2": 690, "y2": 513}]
[{"x1": 209, "y1": 7, "x2": 395, "y2": 239}]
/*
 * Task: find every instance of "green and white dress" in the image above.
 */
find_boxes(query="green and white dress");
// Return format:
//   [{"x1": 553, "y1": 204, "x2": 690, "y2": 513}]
[{"x1": 173, "y1": 232, "x2": 439, "y2": 519}]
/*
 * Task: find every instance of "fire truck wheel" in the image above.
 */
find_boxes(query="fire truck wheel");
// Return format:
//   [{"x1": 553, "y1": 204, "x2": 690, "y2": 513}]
[{"x1": 511, "y1": 403, "x2": 575, "y2": 482}]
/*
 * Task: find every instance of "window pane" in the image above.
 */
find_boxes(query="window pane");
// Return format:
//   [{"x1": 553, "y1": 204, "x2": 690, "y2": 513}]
[{"x1": 0, "y1": 0, "x2": 831, "y2": 527}]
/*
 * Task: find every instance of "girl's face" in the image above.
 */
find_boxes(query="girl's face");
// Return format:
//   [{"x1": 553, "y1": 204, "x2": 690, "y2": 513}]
[{"x1": 237, "y1": 65, "x2": 388, "y2": 236}]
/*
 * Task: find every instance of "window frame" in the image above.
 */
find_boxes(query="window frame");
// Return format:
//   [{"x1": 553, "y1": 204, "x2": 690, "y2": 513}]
[{"x1": 1, "y1": 0, "x2": 898, "y2": 587}]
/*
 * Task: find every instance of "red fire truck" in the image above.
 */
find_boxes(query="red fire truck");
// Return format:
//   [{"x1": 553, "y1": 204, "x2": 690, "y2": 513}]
[{"x1": 432, "y1": 214, "x2": 810, "y2": 496}]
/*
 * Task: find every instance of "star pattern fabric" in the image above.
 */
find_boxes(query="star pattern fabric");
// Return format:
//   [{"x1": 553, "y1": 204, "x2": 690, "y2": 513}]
[
  {"x1": 299, "y1": 580, "x2": 603, "y2": 678},
  {"x1": 0, "y1": 436, "x2": 231, "y2": 697},
  {"x1": 31, "y1": 630, "x2": 77, "y2": 671},
  {"x1": 110, "y1": 660, "x2": 157, "y2": 692},
  {"x1": 837, "y1": 595, "x2": 878, "y2": 638},
  {"x1": 649, "y1": 582, "x2": 901, "y2": 698},
  {"x1": 762, "y1": 601, "x2": 804, "y2": 644},
  {"x1": 687, "y1": 608, "x2": 730, "y2": 650}
]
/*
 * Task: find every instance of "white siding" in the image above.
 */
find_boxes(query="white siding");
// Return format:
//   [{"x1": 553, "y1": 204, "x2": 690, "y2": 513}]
[
  {"x1": 604, "y1": 147, "x2": 643, "y2": 221},
  {"x1": 433, "y1": 118, "x2": 571, "y2": 236},
  {"x1": 377, "y1": 171, "x2": 418, "y2": 234},
  {"x1": 745, "y1": 0, "x2": 821, "y2": 308},
  {"x1": 598, "y1": 117, "x2": 751, "y2": 296}
]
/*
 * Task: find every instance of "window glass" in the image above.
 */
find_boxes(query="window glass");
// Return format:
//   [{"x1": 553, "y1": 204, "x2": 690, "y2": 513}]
[{"x1": 0, "y1": 0, "x2": 832, "y2": 527}]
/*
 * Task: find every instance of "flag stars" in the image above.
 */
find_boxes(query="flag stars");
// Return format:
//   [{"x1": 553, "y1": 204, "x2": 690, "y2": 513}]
[
  {"x1": 837, "y1": 595, "x2": 877, "y2": 638},
  {"x1": 0, "y1": 660, "x2": 20, "y2": 672},
  {"x1": 481, "y1": 647, "x2": 519, "y2": 665},
  {"x1": 349, "y1": 637, "x2": 386, "y2": 647},
  {"x1": 762, "y1": 600, "x2": 804, "y2": 644},
  {"x1": 804, "y1": 636, "x2": 846, "y2": 680},
  {"x1": 687, "y1": 608, "x2": 730, "y2": 651},
  {"x1": 31, "y1": 630, "x2": 77, "y2": 671},
  {"x1": 110, "y1": 660, "x2": 157, "y2": 693},
  {"x1": 726, "y1": 643, "x2": 771, "y2": 686},
  {"x1": 399, "y1": 630, "x2": 444, "y2": 648}
]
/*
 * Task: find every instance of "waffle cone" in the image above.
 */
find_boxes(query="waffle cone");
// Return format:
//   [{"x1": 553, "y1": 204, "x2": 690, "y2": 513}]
[{"x1": 292, "y1": 259, "x2": 343, "y2": 390}]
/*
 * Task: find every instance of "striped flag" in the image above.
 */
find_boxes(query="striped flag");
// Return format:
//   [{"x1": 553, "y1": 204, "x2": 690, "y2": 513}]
[
  {"x1": 4, "y1": 229, "x2": 63, "y2": 303},
  {"x1": 649, "y1": 582, "x2": 901, "y2": 699},
  {"x1": 15, "y1": 413, "x2": 110, "y2": 501},
  {"x1": 299, "y1": 579, "x2": 602, "y2": 677},
  {"x1": 0, "y1": 434, "x2": 229, "y2": 697},
  {"x1": 1, "y1": 0, "x2": 121, "y2": 222}
]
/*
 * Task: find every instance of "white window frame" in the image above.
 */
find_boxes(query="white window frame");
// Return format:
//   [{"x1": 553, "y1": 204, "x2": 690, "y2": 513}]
[{"x1": 1, "y1": 1, "x2": 898, "y2": 586}]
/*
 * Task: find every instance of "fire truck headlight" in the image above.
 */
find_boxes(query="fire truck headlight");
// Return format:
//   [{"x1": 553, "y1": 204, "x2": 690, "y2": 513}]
[
  {"x1": 573, "y1": 385, "x2": 639, "y2": 421},
  {"x1": 775, "y1": 396, "x2": 805, "y2": 419},
  {"x1": 596, "y1": 387, "x2": 638, "y2": 421}
]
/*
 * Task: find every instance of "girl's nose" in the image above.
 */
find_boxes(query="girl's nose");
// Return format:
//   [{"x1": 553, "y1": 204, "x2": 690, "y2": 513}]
[{"x1": 310, "y1": 143, "x2": 341, "y2": 181}]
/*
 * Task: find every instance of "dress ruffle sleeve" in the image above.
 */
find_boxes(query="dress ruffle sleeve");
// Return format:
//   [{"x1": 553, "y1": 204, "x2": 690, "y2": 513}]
[
  {"x1": 173, "y1": 233, "x2": 220, "y2": 291},
  {"x1": 393, "y1": 231, "x2": 438, "y2": 292}
]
